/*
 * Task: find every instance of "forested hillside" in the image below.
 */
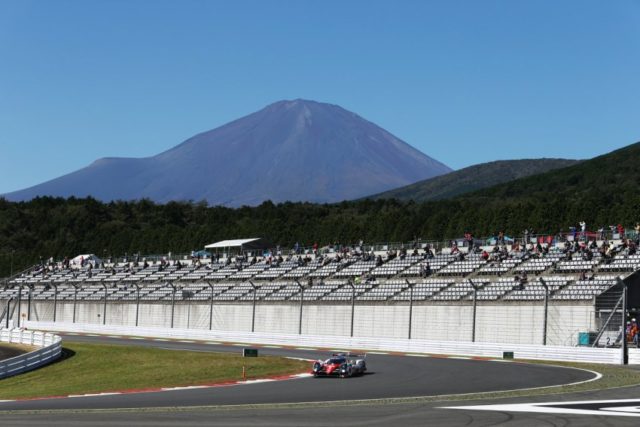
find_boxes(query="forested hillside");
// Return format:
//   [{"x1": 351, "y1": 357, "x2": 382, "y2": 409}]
[
  {"x1": 1, "y1": 142, "x2": 638, "y2": 277},
  {"x1": 370, "y1": 158, "x2": 579, "y2": 201}
]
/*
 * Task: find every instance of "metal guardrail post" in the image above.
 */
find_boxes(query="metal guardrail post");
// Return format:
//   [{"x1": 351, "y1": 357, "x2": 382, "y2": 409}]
[
  {"x1": 295, "y1": 280, "x2": 304, "y2": 335},
  {"x1": 348, "y1": 280, "x2": 356, "y2": 337},
  {"x1": 207, "y1": 281, "x2": 215, "y2": 330},
  {"x1": 53, "y1": 284, "x2": 58, "y2": 323},
  {"x1": 540, "y1": 278, "x2": 549, "y2": 346},
  {"x1": 469, "y1": 279, "x2": 477, "y2": 343},
  {"x1": 249, "y1": 281, "x2": 257, "y2": 333},
  {"x1": 134, "y1": 283, "x2": 140, "y2": 327}
]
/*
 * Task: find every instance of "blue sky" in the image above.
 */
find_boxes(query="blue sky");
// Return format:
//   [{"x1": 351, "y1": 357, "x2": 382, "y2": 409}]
[{"x1": 1, "y1": 0, "x2": 639, "y2": 194}]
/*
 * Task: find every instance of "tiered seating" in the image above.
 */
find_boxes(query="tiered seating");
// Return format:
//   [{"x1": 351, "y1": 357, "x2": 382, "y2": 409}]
[
  {"x1": 358, "y1": 280, "x2": 408, "y2": 301},
  {"x1": 470, "y1": 279, "x2": 514, "y2": 300},
  {"x1": 514, "y1": 257, "x2": 557, "y2": 274},
  {"x1": 431, "y1": 281, "x2": 476, "y2": 300},
  {"x1": 240, "y1": 282, "x2": 284, "y2": 300},
  {"x1": 401, "y1": 255, "x2": 455, "y2": 276},
  {"x1": 323, "y1": 280, "x2": 374, "y2": 301},
  {"x1": 291, "y1": 280, "x2": 343, "y2": 301},
  {"x1": 282, "y1": 260, "x2": 322, "y2": 278},
  {"x1": 309, "y1": 262, "x2": 342, "y2": 278},
  {"x1": 265, "y1": 282, "x2": 301, "y2": 301},
  {"x1": 335, "y1": 260, "x2": 376, "y2": 278},
  {"x1": 477, "y1": 258, "x2": 522, "y2": 275},
  {"x1": 217, "y1": 282, "x2": 253, "y2": 301},
  {"x1": 552, "y1": 276, "x2": 619, "y2": 300},
  {"x1": 392, "y1": 279, "x2": 453, "y2": 301},
  {"x1": 229, "y1": 263, "x2": 268, "y2": 280},
  {"x1": 371, "y1": 256, "x2": 420, "y2": 278},
  {"x1": 554, "y1": 259, "x2": 600, "y2": 273},
  {"x1": 437, "y1": 258, "x2": 486, "y2": 276},
  {"x1": 503, "y1": 276, "x2": 571, "y2": 301},
  {"x1": 254, "y1": 262, "x2": 297, "y2": 280},
  {"x1": 598, "y1": 254, "x2": 640, "y2": 272}
]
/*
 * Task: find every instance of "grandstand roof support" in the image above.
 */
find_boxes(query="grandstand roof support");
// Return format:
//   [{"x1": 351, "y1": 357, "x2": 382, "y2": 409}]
[
  {"x1": 295, "y1": 280, "x2": 304, "y2": 335},
  {"x1": 249, "y1": 281, "x2": 257, "y2": 333}
]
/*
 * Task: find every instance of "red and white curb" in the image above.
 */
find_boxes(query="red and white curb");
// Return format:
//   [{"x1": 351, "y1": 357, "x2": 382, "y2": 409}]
[{"x1": 0, "y1": 372, "x2": 314, "y2": 403}]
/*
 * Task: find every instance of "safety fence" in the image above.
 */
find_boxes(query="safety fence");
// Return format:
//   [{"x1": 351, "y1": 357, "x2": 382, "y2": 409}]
[
  {"x1": 26, "y1": 321, "x2": 624, "y2": 365},
  {"x1": 0, "y1": 328, "x2": 62, "y2": 379}
]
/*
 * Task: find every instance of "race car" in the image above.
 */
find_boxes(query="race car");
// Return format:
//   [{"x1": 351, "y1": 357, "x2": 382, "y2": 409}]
[{"x1": 311, "y1": 353, "x2": 367, "y2": 378}]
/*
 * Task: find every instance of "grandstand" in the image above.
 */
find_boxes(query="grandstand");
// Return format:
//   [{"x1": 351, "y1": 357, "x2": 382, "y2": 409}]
[{"x1": 1, "y1": 236, "x2": 638, "y2": 347}]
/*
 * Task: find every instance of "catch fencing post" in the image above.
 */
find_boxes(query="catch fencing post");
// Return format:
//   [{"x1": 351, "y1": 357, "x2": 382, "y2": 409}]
[
  {"x1": 207, "y1": 281, "x2": 215, "y2": 330},
  {"x1": 621, "y1": 278, "x2": 628, "y2": 365},
  {"x1": 170, "y1": 283, "x2": 177, "y2": 329},
  {"x1": 72, "y1": 284, "x2": 79, "y2": 323},
  {"x1": 134, "y1": 283, "x2": 140, "y2": 327},
  {"x1": 27, "y1": 285, "x2": 32, "y2": 321},
  {"x1": 348, "y1": 280, "x2": 356, "y2": 337},
  {"x1": 295, "y1": 280, "x2": 304, "y2": 335},
  {"x1": 52, "y1": 284, "x2": 58, "y2": 323},
  {"x1": 406, "y1": 280, "x2": 414, "y2": 339},
  {"x1": 469, "y1": 279, "x2": 478, "y2": 343},
  {"x1": 249, "y1": 281, "x2": 257, "y2": 333},
  {"x1": 540, "y1": 278, "x2": 549, "y2": 345},
  {"x1": 16, "y1": 285, "x2": 22, "y2": 328},
  {"x1": 5, "y1": 299, "x2": 11, "y2": 329},
  {"x1": 101, "y1": 282, "x2": 108, "y2": 325}
]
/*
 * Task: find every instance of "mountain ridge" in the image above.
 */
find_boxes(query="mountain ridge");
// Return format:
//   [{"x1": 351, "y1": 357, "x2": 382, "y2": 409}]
[{"x1": 4, "y1": 99, "x2": 452, "y2": 206}]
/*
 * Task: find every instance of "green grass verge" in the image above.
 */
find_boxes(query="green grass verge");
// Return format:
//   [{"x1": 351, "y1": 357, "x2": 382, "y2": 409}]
[{"x1": 0, "y1": 343, "x2": 309, "y2": 400}]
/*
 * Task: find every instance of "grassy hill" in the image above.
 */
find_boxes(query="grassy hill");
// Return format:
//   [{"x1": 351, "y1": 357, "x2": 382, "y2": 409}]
[{"x1": 370, "y1": 159, "x2": 580, "y2": 202}]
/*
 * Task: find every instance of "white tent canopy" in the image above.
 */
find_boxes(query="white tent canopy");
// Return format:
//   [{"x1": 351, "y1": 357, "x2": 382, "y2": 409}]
[
  {"x1": 70, "y1": 254, "x2": 102, "y2": 267},
  {"x1": 205, "y1": 238, "x2": 261, "y2": 249}
]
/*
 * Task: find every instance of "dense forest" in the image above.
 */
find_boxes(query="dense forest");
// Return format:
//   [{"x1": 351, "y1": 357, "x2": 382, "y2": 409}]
[{"x1": 1, "y1": 142, "x2": 639, "y2": 277}]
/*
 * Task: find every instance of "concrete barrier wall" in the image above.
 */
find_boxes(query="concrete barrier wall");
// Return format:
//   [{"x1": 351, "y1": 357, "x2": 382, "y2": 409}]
[
  {"x1": 14, "y1": 300, "x2": 594, "y2": 347},
  {"x1": 0, "y1": 328, "x2": 62, "y2": 379},
  {"x1": 25, "y1": 321, "x2": 622, "y2": 365}
]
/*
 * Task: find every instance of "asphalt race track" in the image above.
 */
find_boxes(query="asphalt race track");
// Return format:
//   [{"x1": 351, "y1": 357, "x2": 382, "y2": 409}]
[
  {"x1": 0, "y1": 334, "x2": 595, "y2": 411},
  {"x1": 3, "y1": 334, "x2": 640, "y2": 426}
]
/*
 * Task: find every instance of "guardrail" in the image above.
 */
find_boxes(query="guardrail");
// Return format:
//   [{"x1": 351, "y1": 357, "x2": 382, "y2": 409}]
[
  {"x1": 0, "y1": 328, "x2": 62, "y2": 379},
  {"x1": 26, "y1": 321, "x2": 623, "y2": 365}
]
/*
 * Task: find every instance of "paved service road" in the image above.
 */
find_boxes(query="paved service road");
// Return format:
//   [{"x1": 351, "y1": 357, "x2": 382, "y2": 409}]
[
  {"x1": 0, "y1": 343, "x2": 27, "y2": 361},
  {"x1": 0, "y1": 334, "x2": 596, "y2": 412}
]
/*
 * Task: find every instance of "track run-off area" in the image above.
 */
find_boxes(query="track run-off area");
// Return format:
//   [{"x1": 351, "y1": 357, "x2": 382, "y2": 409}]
[{"x1": 0, "y1": 333, "x2": 598, "y2": 413}]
